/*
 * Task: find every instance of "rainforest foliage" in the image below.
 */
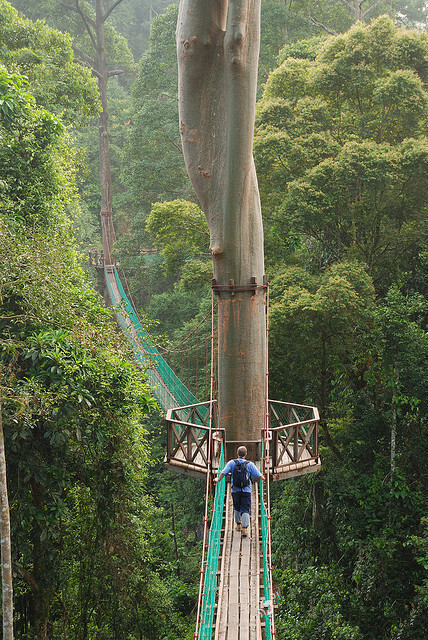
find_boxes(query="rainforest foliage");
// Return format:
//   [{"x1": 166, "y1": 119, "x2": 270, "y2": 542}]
[{"x1": 1, "y1": 1, "x2": 427, "y2": 639}]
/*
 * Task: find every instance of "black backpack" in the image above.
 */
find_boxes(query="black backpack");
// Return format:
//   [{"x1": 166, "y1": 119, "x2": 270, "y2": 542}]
[{"x1": 232, "y1": 459, "x2": 250, "y2": 489}]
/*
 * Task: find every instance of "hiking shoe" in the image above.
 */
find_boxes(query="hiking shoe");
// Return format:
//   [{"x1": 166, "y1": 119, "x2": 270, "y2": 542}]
[
  {"x1": 235, "y1": 523, "x2": 241, "y2": 531},
  {"x1": 241, "y1": 527, "x2": 248, "y2": 537}
]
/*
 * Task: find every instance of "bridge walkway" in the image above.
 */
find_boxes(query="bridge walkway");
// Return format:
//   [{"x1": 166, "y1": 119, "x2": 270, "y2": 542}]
[
  {"x1": 102, "y1": 265, "x2": 321, "y2": 640},
  {"x1": 215, "y1": 482, "x2": 263, "y2": 640}
]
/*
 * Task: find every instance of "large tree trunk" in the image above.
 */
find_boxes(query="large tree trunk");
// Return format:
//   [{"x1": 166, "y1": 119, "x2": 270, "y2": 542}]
[
  {"x1": 96, "y1": 0, "x2": 116, "y2": 266},
  {"x1": 67, "y1": 1, "x2": 127, "y2": 269},
  {"x1": 177, "y1": 0, "x2": 266, "y2": 452},
  {"x1": 0, "y1": 402, "x2": 14, "y2": 640}
]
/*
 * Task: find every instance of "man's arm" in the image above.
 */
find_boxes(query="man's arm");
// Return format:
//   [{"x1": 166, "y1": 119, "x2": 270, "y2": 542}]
[
  {"x1": 213, "y1": 472, "x2": 225, "y2": 484},
  {"x1": 213, "y1": 460, "x2": 233, "y2": 483},
  {"x1": 248, "y1": 461, "x2": 265, "y2": 481}
]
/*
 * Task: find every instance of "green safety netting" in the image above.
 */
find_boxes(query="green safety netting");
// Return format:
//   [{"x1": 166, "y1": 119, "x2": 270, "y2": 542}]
[
  {"x1": 198, "y1": 445, "x2": 226, "y2": 640},
  {"x1": 105, "y1": 266, "x2": 198, "y2": 412},
  {"x1": 260, "y1": 491, "x2": 273, "y2": 639},
  {"x1": 260, "y1": 445, "x2": 274, "y2": 639}
]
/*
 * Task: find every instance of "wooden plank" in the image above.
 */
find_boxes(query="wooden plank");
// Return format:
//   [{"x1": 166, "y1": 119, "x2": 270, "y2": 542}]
[
  {"x1": 163, "y1": 460, "x2": 206, "y2": 479},
  {"x1": 240, "y1": 501, "x2": 251, "y2": 640},
  {"x1": 225, "y1": 527, "x2": 240, "y2": 639},
  {"x1": 273, "y1": 460, "x2": 321, "y2": 480},
  {"x1": 226, "y1": 495, "x2": 241, "y2": 637},
  {"x1": 240, "y1": 535, "x2": 250, "y2": 640}
]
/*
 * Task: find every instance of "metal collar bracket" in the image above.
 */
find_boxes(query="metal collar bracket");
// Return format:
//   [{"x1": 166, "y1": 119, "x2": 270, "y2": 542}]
[{"x1": 212, "y1": 275, "x2": 269, "y2": 296}]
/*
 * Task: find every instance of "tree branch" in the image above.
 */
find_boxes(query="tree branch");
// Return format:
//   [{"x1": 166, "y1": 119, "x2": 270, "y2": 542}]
[
  {"x1": 72, "y1": 45, "x2": 96, "y2": 69},
  {"x1": 63, "y1": 1, "x2": 97, "y2": 49},
  {"x1": 103, "y1": 0, "x2": 126, "y2": 22},
  {"x1": 0, "y1": 315, "x2": 34, "y2": 320},
  {"x1": 338, "y1": 0, "x2": 357, "y2": 15},
  {"x1": 63, "y1": 1, "x2": 96, "y2": 28},
  {"x1": 108, "y1": 69, "x2": 124, "y2": 77},
  {"x1": 74, "y1": 60, "x2": 101, "y2": 78},
  {"x1": 308, "y1": 9, "x2": 338, "y2": 36},
  {"x1": 362, "y1": 0, "x2": 382, "y2": 19}
]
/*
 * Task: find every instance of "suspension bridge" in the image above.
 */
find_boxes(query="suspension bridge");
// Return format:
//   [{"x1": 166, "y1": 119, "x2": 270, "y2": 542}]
[{"x1": 102, "y1": 263, "x2": 321, "y2": 639}]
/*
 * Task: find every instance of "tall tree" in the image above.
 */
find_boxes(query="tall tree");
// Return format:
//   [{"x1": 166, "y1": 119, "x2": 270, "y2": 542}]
[
  {"x1": 64, "y1": 0, "x2": 128, "y2": 265},
  {"x1": 177, "y1": 0, "x2": 266, "y2": 450}
]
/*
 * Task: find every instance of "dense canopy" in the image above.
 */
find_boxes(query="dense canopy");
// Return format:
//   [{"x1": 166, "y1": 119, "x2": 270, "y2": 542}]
[{"x1": 1, "y1": 2, "x2": 427, "y2": 639}]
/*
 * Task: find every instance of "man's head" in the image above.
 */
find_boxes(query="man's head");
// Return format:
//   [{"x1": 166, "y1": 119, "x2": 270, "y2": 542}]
[{"x1": 237, "y1": 445, "x2": 247, "y2": 458}]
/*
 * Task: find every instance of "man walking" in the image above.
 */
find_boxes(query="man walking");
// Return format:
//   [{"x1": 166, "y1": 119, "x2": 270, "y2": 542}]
[{"x1": 214, "y1": 446, "x2": 264, "y2": 537}]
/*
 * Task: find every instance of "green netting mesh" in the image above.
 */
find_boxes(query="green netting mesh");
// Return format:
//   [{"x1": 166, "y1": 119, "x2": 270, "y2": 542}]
[
  {"x1": 198, "y1": 445, "x2": 225, "y2": 640},
  {"x1": 105, "y1": 267, "x2": 199, "y2": 412},
  {"x1": 260, "y1": 493, "x2": 273, "y2": 639}
]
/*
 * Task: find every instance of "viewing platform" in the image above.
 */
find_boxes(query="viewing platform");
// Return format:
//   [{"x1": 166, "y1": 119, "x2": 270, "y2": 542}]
[{"x1": 164, "y1": 399, "x2": 321, "y2": 480}]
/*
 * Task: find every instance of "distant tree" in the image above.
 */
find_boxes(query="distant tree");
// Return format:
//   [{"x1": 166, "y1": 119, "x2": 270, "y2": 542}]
[
  {"x1": 145, "y1": 200, "x2": 210, "y2": 279},
  {"x1": 122, "y1": 4, "x2": 196, "y2": 223},
  {"x1": 61, "y1": 0, "x2": 133, "y2": 265},
  {"x1": 9, "y1": 0, "x2": 174, "y2": 61},
  {"x1": 287, "y1": 0, "x2": 428, "y2": 36},
  {"x1": 268, "y1": 261, "x2": 375, "y2": 413}
]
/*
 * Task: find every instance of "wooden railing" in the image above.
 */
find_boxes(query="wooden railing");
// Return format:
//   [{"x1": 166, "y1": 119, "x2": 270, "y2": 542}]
[
  {"x1": 268, "y1": 400, "x2": 321, "y2": 480},
  {"x1": 165, "y1": 401, "x2": 225, "y2": 478},
  {"x1": 165, "y1": 399, "x2": 320, "y2": 479}
]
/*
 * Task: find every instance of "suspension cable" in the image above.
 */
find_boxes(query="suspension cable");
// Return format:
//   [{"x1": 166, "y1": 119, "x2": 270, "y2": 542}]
[
  {"x1": 159, "y1": 308, "x2": 212, "y2": 354},
  {"x1": 194, "y1": 289, "x2": 217, "y2": 639}
]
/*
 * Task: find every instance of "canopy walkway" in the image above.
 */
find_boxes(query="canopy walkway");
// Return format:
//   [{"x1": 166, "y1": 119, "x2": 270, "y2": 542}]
[
  {"x1": 104, "y1": 265, "x2": 199, "y2": 412},
  {"x1": 103, "y1": 265, "x2": 321, "y2": 639},
  {"x1": 207, "y1": 481, "x2": 274, "y2": 640}
]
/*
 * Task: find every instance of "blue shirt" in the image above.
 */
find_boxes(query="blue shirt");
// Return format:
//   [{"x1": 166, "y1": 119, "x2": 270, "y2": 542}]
[{"x1": 220, "y1": 457, "x2": 262, "y2": 493}]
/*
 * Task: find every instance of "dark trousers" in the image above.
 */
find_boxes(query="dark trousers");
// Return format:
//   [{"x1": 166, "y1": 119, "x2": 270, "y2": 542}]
[{"x1": 232, "y1": 490, "x2": 251, "y2": 527}]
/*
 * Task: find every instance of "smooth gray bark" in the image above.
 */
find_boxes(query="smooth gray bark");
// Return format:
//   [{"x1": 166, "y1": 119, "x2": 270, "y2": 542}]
[
  {"x1": 0, "y1": 403, "x2": 14, "y2": 640},
  {"x1": 338, "y1": 0, "x2": 383, "y2": 22},
  {"x1": 177, "y1": 0, "x2": 266, "y2": 448}
]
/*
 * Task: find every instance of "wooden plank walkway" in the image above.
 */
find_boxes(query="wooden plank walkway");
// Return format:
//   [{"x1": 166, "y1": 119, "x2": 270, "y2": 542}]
[{"x1": 214, "y1": 483, "x2": 263, "y2": 640}]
